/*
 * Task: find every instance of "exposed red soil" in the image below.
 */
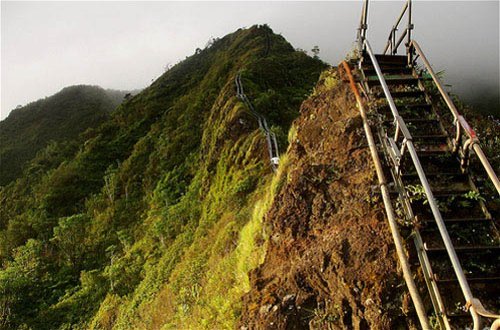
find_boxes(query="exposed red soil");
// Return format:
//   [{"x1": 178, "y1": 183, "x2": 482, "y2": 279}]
[{"x1": 239, "y1": 69, "x2": 417, "y2": 329}]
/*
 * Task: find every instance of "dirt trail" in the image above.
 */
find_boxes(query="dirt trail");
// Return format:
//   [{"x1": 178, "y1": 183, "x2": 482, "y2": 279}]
[{"x1": 240, "y1": 69, "x2": 417, "y2": 329}]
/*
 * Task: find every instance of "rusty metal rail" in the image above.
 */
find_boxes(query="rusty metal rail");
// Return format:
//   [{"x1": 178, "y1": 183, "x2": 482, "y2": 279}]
[{"x1": 341, "y1": 60, "x2": 431, "y2": 330}]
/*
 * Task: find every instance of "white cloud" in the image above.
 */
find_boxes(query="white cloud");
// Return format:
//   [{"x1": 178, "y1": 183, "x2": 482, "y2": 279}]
[{"x1": 1, "y1": 1, "x2": 498, "y2": 119}]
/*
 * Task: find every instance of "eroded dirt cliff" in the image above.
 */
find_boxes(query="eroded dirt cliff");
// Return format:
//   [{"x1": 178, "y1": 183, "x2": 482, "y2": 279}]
[{"x1": 240, "y1": 69, "x2": 417, "y2": 329}]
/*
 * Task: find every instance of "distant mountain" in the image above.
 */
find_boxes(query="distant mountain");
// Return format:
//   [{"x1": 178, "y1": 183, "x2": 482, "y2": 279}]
[
  {"x1": 0, "y1": 25, "x2": 325, "y2": 329},
  {"x1": 0, "y1": 85, "x2": 127, "y2": 185}
]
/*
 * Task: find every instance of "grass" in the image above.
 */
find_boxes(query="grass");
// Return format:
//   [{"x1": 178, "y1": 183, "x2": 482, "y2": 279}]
[{"x1": 0, "y1": 25, "x2": 325, "y2": 330}]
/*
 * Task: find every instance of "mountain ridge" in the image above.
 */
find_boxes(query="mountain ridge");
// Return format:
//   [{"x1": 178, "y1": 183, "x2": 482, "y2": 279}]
[
  {"x1": 0, "y1": 24, "x2": 326, "y2": 329},
  {"x1": 0, "y1": 85, "x2": 128, "y2": 186}
]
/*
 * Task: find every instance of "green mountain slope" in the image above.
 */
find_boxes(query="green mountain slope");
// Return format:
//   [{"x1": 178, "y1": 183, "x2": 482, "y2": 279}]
[
  {"x1": 0, "y1": 25, "x2": 325, "y2": 329},
  {"x1": 0, "y1": 85, "x2": 127, "y2": 186}
]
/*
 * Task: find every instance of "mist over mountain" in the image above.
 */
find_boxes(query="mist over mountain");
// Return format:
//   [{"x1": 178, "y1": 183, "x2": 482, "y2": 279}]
[
  {"x1": 0, "y1": 85, "x2": 128, "y2": 186},
  {"x1": 2, "y1": 1, "x2": 498, "y2": 120}
]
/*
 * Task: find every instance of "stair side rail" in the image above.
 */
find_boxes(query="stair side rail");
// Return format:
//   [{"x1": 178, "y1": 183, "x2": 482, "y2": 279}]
[
  {"x1": 235, "y1": 73, "x2": 280, "y2": 171},
  {"x1": 379, "y1": 0, "x2": 500, "y2": 196},
  {"x1": 363, "y1": 38, "x2": 485, "y2": 329},
  {"x1": 357, "y1": 0, "x2": 369, "y2": 53},
  {"x1": 382, "y1": 0, "x2": 413, "y2": 58},
  {"x1": 409, "y1": 40, "x2": 500, "y2": 195},
  {"x1": 340, "y1": 60, "x2": 431, "y2": 330}
]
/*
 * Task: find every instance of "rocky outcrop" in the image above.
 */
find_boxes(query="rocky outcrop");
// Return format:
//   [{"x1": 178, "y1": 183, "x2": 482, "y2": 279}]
[{"x1": 240, "y1": 69, "x2": 417, "y2": 329}]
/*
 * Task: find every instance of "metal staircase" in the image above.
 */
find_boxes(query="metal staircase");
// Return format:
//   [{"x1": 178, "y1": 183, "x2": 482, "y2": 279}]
[
  {"x1": 235, "y1": 73, "x2": 280, "y2": 171},
  {"x1": 342, "y1": 1, "x2": 500, "y2": 329}
]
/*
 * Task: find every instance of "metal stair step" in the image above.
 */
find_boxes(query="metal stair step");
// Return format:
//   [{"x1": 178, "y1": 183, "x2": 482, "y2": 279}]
[
  {"x1": 375, "y1": 54, "x2": 407, "y2": 62},
  {"x1": 411, "y1": 164, "x2": 457, "y2": 175},
  {"x1": 387, "y1": 90, "x2": 426, "y2": 98},
  {"x1": 445, "y1": 312, "x2": 476, "y2": 319},
  {"x1": 420, "y1": 222, "x2": 498, "y2": 251},
  {"x1": 442, "y1": 312, "x2": 500, "y2": 322},
  {"x1": 395, "y1": 103, "x2": 431, "y2": 110},
  {"x1": 384, "y1": 118, "x2": 440, "y2": 124},
  {"x1": 377, "y1": 103, "x2": 432, "y2": 112},
  {"x1": 421, "y1": 217, "x2": 493, "y2": 225},
  {"x1": 420, "y1": 190, "x2": 475, "y2": 196},
  {"x1": 366, "y1": 76, "x2": 421, "y2": 86},
  {"x1": 424, "y1": 245, "x2": 500, "y2": 254},
  {"x1": 415, "y1": 145, "x2": 451, "y2": 153},
  {"x1": 374, "y1": 90, "x2": 426, "y2": 99},
  {"x1": 388, "y1": 188, "x2": 473, "y2": 197},
  {"x1": 401, "y1": 173, "x2": 470, "y2": 191},
  {"x1": 363, "y1": 54, "x2": 408, "y2": 66},
  {"x1": 435, "y1": 276, "x2": 500, "y2": 284},
  {"x1": 362, "y1": 67, "x2": 413, "y2": 76},
  {"x1": 382, "y1": 119, "x2": 443, "y2": 135},
  {"x1": 412, "y1": 134, "x2": 448, "y2": 139},
  {"x1": 442, "y1": 311, "x2": 499, "y2": 321},
  {"x1": 401, "y1": 172, "x2": 465, "y2": 179},
  {"x1": 365, "y1": 74, "x2": 415, "y2": 80},
  {"x1": 412, "y1": 135, "x2": 449, "y2": 146},
  {"x1": 402, "y1": 153, "x2": 458, "y2": 164},
  {"x1": 414, "y1": 149, "x2": 452, "y2": 157},
  {"x1": 445, "y1": 314, "x2": 468, "y2": 318}
]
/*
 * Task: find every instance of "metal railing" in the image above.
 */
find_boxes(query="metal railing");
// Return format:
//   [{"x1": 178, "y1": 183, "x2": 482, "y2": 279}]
[
  {"x1": 378, "y1": 0, "x2": 500, "y2": 196},
  {"x1": 235, "y1": 73, "x2": 280, "y2": 171},
  {"x1": 356, "y1": 0, "x2": 369, "y2": 52},
  {"x1": 408, "y1": 40, "x2": 500, "y2": 195},
  {"x1": 362, "y1": 39, "x2": 485, "y2": 329},
  {"x1": 355, "y1": 1, "x2": 500, "y2": 326},
  {"x1": 341, "y1": 60, "x2": 431, "y2": 330},
  {"x1": 382, "y1": 0, "x2": 413, "y2": 58}
]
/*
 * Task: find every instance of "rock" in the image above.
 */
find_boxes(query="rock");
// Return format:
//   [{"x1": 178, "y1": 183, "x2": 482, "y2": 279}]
[
  {"x1": 259, "y1": 304, "x2": 273, "y2": 315},
  {"x1": 282, "y1": 294, "x2": 296, "y2": 306},
  {"x1": 365, "y1": 298, "x2": 374, "y2": 306}
]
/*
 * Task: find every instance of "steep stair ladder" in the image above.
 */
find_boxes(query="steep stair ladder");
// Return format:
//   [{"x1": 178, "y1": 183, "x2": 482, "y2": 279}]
[
  {"x1": 235, "y1": 73, "x2": 280, "y2": 171},
  {"x1": 346, "y1": 1, "x2": 500, "y2": 329},
  {"x1": 360, "y1": 53, "x2": 499, "y2": 330}
]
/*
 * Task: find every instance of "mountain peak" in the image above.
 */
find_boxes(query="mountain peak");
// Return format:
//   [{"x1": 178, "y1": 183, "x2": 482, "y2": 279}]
[
  {"x1": 0, "y1": 26, "x2": 325, "y2": 329},
  {"x1": 0, "y1": 85, "x2": 127, "y2": 185}
]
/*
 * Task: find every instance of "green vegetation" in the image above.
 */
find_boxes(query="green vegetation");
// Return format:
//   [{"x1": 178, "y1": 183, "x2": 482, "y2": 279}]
[
  {"x1": 0, "y1": 85, "x2": 127, "y2": 186},
  {"x1": 0, "y1": 25, "x2": 325, "y2": 329},
  {"x1": 406, "y1": 184, "x2": 426, "y2": 203}
]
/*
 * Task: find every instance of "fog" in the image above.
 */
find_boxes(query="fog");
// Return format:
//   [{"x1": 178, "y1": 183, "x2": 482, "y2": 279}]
[{"x1": 1, "y1": 1, "x2": 499, "y2": 119}]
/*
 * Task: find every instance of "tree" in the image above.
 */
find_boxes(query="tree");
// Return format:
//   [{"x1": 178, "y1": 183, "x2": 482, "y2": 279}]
[
  {"x1": 0, "y1": 239, "x2": 45, "y2": 328},
  {"x1": 311, "y1": 45, "x2": 320, "y2": 59},
  {"x1": 51, "y1": 214, "x2": 89, "y2": 268}
]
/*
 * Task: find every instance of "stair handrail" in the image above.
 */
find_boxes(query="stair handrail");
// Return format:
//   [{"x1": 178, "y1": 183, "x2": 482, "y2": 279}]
[
  {"x1": 358, "y1": 1, "x2": 500, "y2": 327},
  {"x1": 381, "y1": 0, "x2": 499, "y2": 195},
  {"x1": 382, "y1": 0, "x2": 413, "y2": 56},
  {"x1": 357, "y1": 0, "x2": 369, "y2": 52},
  {"x1": 409, "y1": 40, "x2": 500, "y2": 195},
  {"x1": 341, "y1": 60, "x2": 431, "y2": 330},
  {"x1": 363, "y1": 38, "x2": 484, "y2": 329},
  {"x1": 235, "y1": 73, "x2": 280, "y2": 171}
]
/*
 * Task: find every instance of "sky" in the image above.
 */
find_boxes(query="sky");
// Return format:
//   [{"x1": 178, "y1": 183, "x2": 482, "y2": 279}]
[{"x1": 1, "y1": 1, "x2": 499, "y2": 120}]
